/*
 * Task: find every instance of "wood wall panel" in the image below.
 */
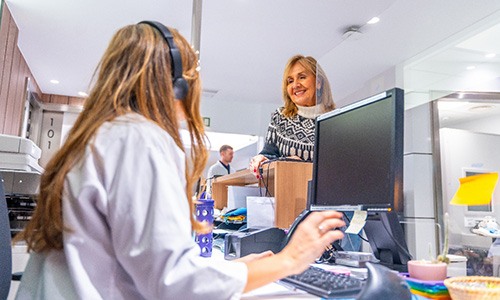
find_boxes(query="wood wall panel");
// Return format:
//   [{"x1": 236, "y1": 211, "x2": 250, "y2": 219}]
[
  {"x1": 11, "y1": 49, "x2": 27, "y2": 135},
  {"x1": 0, "y1": 5, "x2": 46, "y2": 136},
  {"x1": 49, "y1": 94, "x2": 69, "y2": 104},
  {"x1": 4, "y1": 40, "x2": 22, "y2": 135},
  {"x1": 40, "y1": 94, "x2": 85, "y2": 105},
  {"x1": 0, "y1": 7, "x2": 18, "y2": 134},
  {"x1": 0, "y1": 5, "x2": 85, "y2": 136},
  {"x1": 0, "y1": 7, "x2": 9, "y2": 133},
  {"x1": 68, "y1": 96, "x2": 85, "y2": 106}
]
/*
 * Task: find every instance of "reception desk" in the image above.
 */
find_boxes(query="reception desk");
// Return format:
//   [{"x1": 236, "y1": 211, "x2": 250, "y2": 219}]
[{"x1": 211, "y1": 161, "x2": 313, "y2": 228}]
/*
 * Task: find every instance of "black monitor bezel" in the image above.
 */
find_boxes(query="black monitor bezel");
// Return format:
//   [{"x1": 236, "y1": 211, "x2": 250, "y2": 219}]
[{"x1": 309, "y1": 88, "x2": 404, "y2": 213}]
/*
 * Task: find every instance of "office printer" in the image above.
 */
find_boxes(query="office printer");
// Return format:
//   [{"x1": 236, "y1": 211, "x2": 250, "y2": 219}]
[
  {"x1": 0, "y1": 134, "x2": 43, "y2": 195},
  {"x1": 0, "y1": 134, "x2": 43, "y2": 173},
  {"x1": 224, "y1": 227, "x2": 286, "y2": 260}
]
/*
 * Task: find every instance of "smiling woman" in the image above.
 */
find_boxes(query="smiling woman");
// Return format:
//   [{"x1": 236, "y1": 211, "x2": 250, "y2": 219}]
[{"x1": 249, "y1": 55, "x2": 335, "y2": 177}]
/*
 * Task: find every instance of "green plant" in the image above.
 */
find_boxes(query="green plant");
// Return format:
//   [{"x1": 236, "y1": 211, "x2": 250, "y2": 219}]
[{"x1": 429, "y1": 212, "x2": 450, "y2": 264}]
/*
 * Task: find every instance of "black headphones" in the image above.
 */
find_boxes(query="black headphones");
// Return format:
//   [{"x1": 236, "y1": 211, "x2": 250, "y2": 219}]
[{"x1": 138, "y1": 20, "x2": 189, "y2": 100}]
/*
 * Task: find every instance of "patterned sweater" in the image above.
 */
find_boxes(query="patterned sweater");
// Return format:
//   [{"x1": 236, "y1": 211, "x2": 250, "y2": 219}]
[{"x1": 260, "y1": 105, "x2": 326, "y2": 161}]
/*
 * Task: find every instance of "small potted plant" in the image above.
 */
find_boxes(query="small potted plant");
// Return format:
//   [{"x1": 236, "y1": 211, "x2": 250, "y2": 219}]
[{"x1": 407, "y1": 213, "x2": 450, "y2": 281}]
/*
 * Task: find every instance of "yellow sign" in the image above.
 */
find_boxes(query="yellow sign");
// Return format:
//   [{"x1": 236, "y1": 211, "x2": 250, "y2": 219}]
[{"x1": 450, "y1": 172, "x2": 499, "y2": 205}]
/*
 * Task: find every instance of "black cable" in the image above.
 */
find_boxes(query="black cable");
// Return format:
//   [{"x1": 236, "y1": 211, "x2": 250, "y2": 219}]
[
  {"x1": 259, "y1": 160, "x2": 274, "y2": 197},
  {"x1": 266, "y1": 165, "x2": 272, "y2": 197},
  {"x1": 258, "y1": 157, "x2": 306, "y2": 210},
  {"x1": 341, "y1": 211, "x2": 369, "y2": 243},
  {"x1": 380, "y1": 216, "x2": 414, "y2": 260},
  {"x1": 358, "y1": 234, "x2": 369, "y2": 243}
]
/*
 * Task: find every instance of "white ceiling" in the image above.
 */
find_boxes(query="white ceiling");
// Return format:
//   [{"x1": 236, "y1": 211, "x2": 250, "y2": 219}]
[
  {"x1": 439, "y1": 95, "x2": 500, "y2": 128},
  {"x1": 6, "y1": 0, "x2": 500, "y2": 109}
]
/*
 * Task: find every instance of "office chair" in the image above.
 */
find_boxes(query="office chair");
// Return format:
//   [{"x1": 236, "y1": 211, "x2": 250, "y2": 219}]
[
  {"x1": 0, "y1": 174, "x2": 13, "y2": 300},
  {"x1": 0, "y1": 175, "x2": 23, "y2": 300}
]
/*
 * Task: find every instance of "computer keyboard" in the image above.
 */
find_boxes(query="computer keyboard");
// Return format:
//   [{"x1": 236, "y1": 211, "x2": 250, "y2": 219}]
[{"x1": 279, "y1": 265, "x2": 365, "y2": 298}]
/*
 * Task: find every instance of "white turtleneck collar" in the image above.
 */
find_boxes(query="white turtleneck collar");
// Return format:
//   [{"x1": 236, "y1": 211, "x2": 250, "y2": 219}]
[{"x1": 296, "y1": 104, "x2": 326, "y2": 119}]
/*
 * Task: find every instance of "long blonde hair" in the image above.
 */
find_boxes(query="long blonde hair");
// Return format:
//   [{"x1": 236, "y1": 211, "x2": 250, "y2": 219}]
[
  {"x1": 281, "y1": 55, "x2": 335, "y2": 118},
  {"x1": 15, "y1": 23, "x2": 208, "y2": 252}
]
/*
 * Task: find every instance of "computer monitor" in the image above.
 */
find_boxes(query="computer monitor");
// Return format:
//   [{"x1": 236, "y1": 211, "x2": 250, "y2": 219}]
[
  {"x1": 310, "y1": 87, "x2": 404, "y2": 212},
  {"x1": 308, "y1": 87, "x2": 410, "y2": 270}
]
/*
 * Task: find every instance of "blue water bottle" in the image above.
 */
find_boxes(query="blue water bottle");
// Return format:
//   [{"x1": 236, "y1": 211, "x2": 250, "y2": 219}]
[{"x1": 195, "y1": 193, "x2": 214, "y2": 257}]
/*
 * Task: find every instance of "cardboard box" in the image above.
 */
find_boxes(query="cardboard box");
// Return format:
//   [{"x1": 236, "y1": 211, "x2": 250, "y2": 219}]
[{"x1": 227, "y1": 186, "x2": 264, "y2": 210}]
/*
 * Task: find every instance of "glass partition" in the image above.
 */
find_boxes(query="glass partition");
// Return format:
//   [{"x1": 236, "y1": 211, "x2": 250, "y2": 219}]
[{"x1": 435, "y1": 92, "x2": 500, "y2": 276}]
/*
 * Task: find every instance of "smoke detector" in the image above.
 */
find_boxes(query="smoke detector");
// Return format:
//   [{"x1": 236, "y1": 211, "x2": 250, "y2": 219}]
[{"x1": 342, "y1": 26, "x2": 363, "y2": 40}]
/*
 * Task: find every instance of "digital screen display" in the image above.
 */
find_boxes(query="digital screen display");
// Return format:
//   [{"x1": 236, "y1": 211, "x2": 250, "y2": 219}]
[{"x1": 310, "y1": 88, "x2": 404, "y2": 212}]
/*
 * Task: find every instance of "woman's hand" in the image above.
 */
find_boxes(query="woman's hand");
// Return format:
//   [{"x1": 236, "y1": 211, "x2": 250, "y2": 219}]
[
  {"x1": 235, "y1": 250, "x2": 274, "y2": 263},
  {"x1": 279, "y1": 211, "x2": 345, "y2": 275},
  {"x1": 249, "y1": 155, "x2": 268, "y2": 178},
  {"x1": 242, "y1": 210, "x2": 345, "y2": 292}
]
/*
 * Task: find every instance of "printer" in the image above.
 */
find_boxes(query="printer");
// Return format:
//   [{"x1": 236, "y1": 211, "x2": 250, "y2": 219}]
[
  {"x1": 0, "y1": 134, "x2": 43, "y2": 195},
  {"x1": 0, "y1": 134, "x2": 43, "y2": 173},
  {"x1": 0, "y1": 134, "x2": 43, "y2": 235}
]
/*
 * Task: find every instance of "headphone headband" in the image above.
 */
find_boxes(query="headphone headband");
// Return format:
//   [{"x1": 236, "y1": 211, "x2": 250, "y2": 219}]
[{"x1": 138, "y1": 20, "x2": 189, "y2": 100}]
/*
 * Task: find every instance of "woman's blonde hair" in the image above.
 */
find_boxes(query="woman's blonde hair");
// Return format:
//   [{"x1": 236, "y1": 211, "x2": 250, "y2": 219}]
[
  {"x1": 14, "y1": 23, "x2": 208, "y2": 252},
  {"x1": 281, "y1": 55, "x2": 335, "y2": 118}
]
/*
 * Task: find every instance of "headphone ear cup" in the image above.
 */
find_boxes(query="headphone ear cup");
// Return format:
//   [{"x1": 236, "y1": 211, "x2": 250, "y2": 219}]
[{"x1": 173, "y1": 77, "x2": 189, "y2": 100}]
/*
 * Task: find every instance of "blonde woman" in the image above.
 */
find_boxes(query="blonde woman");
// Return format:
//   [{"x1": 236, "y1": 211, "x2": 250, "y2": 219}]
[{"x1": 250, "y1": 55, "x2": 335, "y2": 177}]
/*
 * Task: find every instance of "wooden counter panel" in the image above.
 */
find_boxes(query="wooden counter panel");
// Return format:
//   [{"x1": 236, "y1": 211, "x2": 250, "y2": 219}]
[{"x1": 211, "y1": 161, "x2": 312, "y2": 229}]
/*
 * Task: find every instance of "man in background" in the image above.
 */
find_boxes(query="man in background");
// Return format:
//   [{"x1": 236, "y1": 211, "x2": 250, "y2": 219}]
[{"x1": 207, "y1": 145, "x2": 234, "y2": 179}]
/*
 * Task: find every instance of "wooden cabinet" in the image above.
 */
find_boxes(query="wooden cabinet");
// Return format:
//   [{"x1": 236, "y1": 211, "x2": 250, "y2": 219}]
[{"x1": 211, "y1": 161, "x2": 313, "y2": 229}]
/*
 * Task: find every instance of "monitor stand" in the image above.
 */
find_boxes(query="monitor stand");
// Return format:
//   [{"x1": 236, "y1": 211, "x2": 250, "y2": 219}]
[{"x1": 363, "y1": 211, "x2": 411, "y2": 273}]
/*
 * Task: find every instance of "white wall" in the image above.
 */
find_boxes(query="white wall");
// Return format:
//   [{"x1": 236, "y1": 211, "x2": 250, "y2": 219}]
[
  {"x1": 200, "y1": 98, "x2": 281, "y2": 178},
  {"x1": 201, "y1": 98, "x2": 277, "y2": 137},
  {"x1": 403, "y1": 102, "x2": 439, "y2": 260},
  {"x1": 449, "y1": 113, "x2": 500, "y2": 136},
  {"x1": 202, "y1": 142, "x2": 260, "y2": 178},
  {"x1": 336, "y1": 65, "x2": 404, "y2": 108}
]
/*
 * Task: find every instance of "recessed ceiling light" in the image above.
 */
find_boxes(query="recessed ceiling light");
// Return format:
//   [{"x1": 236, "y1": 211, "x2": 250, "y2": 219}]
[
  {"x1": 367, "y1": 17, "x2": 380, "y2": 24},
  {"x1": 78, "y1": 91, "x2": 88, "y2": 97},
  {"x1": 50, "y1": 79, "x2": 59, "y2": 84},
  {"x1": 468, "y1": 105, "x2": 495, "y2": 112},
  {"x1": 466, "y1": 65, "x2": 476, "y2": 70},
  {"x1": 485, "y1": 53, "x2": 496, "y2": 58}
]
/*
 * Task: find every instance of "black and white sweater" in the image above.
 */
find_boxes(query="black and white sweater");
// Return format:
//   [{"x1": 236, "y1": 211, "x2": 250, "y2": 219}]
[{"x1": 259, "y1": 105, "x2": 326, "y2": 161}]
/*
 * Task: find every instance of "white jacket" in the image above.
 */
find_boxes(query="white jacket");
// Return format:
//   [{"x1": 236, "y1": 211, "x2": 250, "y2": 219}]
[{"x1": 16, "y1": 113, "x2": 247, "y2": 300}]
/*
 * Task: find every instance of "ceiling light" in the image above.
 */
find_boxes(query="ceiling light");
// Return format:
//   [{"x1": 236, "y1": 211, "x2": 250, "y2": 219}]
[
  {"x1": 466, "y1": 65, "x2": 476, "y2": 70},
  {"x1": 468, "y1": 104, "x2": 495, "y2": 112},
  {"x1": 485, "y1": 53, "x2": 496, "y2": 58},
  {"x1": 367, "y1": 17, "x2": 380, "y2": 25},
  {"x1": 50, "y1": 79, "x2": 59, "y2": 84},
  {"x1": 78, "y1": 91, "x2": 88, "y2": 97}
]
